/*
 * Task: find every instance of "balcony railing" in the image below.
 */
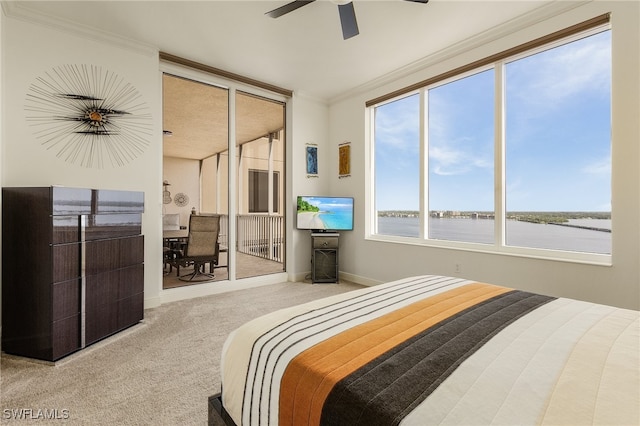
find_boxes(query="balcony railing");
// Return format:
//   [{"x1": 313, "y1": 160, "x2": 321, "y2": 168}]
[{"x1": 217, "y1": 214, "x2": 285, "y2": 263}]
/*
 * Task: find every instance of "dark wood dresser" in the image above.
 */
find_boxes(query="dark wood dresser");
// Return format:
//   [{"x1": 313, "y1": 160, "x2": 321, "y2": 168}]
[{"x1": 1, "y1": 186, "x2": 144, "y2": 361}]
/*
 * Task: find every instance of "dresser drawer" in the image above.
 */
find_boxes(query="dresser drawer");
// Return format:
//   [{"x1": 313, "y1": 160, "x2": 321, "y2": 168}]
[
  {"x1": 84, "y1": 213, "x2": 142, "y2": 240},
  {"x1": 52, "y1": 216, "x2": 81, "y2": 244},
  {"x1": 52, "y1": 187, "x2": 92, "y2": 215},
  {"x1": 52, "y1": 278, "x2": 80, "y2": 321},
  {"x1": 313, "y1": 236, "x2": 339, "y2": 249},
  {"x1": 85, "y1": 235, "x2": 144, "y2": 275},
  {"x1": 52, "y1": 243, "x2": 81, "y2": 283}
]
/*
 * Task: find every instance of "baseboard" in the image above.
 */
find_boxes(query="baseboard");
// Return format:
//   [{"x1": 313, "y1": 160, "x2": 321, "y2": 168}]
[
  {"x1": 289, "y1": 271, "x2": 310, "y2": 283},
  {"x1": 338, "y1": 271, "x2": 383, "y2": 287},
  {"x1": 133, "y1": 271, "x2": 380, "y2": 312},
  {"x1": 144, "y1": 295, "x2": 162, "y2": 310},
  {"x1": 159, "y1": 272, "x2": 290, "y2": 305},
  {"x1": 291, "y1": 270, "x2": 383, "y2": 287}
]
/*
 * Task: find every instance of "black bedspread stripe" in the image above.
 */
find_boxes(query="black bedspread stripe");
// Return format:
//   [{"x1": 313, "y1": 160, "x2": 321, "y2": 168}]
[
  {"x1": 244, "y1": 276, "x2": 466, "y2": 425},
  {"x1": 320, "y1": 290, "x2": 555, "y2": 426}
]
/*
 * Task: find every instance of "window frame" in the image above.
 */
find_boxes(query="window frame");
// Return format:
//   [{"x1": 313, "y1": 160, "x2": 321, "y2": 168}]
[
  {"x1": 367, "y1": 19, "x2": 612, "y2": 266},
  {"x1": 248, "y1": 168, "x2": 280, "y2": 214}
]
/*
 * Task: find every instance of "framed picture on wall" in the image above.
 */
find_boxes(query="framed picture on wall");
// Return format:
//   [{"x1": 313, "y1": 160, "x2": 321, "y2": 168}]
[
  {"x1": 339, "y1": 141, "x2": 351, "y2": 178},
  {"x1": 306, "y1": 144, "x2": 318, "y2": 177}
]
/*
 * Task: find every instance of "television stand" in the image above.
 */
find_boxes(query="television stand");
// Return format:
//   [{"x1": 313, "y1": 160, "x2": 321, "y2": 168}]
[{"x1": 311, "y1": 232, "x2": 339, "y2": 283}]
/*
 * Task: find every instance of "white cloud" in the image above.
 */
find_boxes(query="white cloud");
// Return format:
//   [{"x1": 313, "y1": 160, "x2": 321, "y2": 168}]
[
  {"x1": 507, "y1": 31, "x2": 611, "y2": 111},
  {"x1": 374, "y1": 95, "x2": 420, "y2": 150},
  {"x1": 582, "y1": 156, "x2": 611, "y2": 175},
  {"x1": 429, "y1": 142, "x2": 492, "y2": 176}
]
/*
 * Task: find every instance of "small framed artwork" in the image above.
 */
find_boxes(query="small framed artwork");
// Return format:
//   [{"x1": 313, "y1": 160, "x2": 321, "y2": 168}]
[
  {"x1": 306, "y1": 144, "x2": 318, "y2": 177},
  {"x1": 339, "y1": 142, "x2": 351, "y2": 178}
]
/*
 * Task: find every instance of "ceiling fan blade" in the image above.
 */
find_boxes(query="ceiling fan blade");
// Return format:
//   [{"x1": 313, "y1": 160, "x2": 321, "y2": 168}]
[
  {"x1": 403, "y1": 0, "x2": 429, "y2": 3},
  {"x1": 266, "y1": 0, "x2": 315, "y2": 18},
  {"x1": 338, "y1": 2, "x2": 359, "y2": 40}
]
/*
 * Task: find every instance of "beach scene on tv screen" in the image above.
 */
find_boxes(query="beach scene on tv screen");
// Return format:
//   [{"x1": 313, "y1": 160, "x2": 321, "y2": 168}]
[{"x1": 297, "y1": 197, "x2": 353, "y2": 230}]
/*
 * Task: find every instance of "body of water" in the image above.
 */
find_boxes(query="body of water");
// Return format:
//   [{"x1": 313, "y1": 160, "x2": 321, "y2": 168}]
[
  {"x1": 318, "y1": 204, "x2": 354, "y2": 230},
  {"x1": 377, "y1": 217, "x2": 611, "y2": 254}
]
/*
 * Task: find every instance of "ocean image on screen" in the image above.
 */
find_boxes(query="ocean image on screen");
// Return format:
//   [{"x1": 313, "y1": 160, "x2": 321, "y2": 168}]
[{"x1": 297, "y1": 197, "x2": 353, "y2": 230}]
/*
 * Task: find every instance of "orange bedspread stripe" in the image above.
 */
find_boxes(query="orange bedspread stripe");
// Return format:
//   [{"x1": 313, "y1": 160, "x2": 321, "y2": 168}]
[{"x1": 279, "y1": 283, "x2": 511, "y2": 426}]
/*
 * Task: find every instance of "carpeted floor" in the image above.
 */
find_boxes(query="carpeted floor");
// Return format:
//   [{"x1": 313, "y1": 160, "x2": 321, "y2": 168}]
[{"x1": 0, "y1": 280, "x2": 363, "y2": 425}]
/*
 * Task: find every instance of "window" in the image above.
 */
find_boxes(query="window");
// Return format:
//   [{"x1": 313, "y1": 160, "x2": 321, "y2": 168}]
[
  {"x1": 248, "y1": 169, "x2": 279, "y2": 213},
  {"x1": 374, "y1": 94, "x2": 420, "y2": 237},
  {"x1": 428, "y1": 69, "x2": 495, "y2": 244},
  {"x1": 370, "y1": 21, "x2": 611, "y2": 260},
  {"x1": 504, "y1": 31, "x2": 611, "y2": 253}
]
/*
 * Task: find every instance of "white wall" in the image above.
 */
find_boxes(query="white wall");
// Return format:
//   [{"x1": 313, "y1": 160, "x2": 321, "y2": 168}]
[
  {"x1": 162, "y1": 156, "x2": 201, "y2": 226},
  {"x1": 289, "y1": 94, "x2": 330, "y2": 280},
  {"x1": 4, "y1": 2, "x2": 634, "y2": 314},
  {"x1": 0, "y1": 10, "x2": 331, "y2": 314},
  {"x1": 1, "y1": 14, "x2": 165, "y2": 309},
  {"x1": 329, "y1": 1, "x2": 640, "y2": 309}
]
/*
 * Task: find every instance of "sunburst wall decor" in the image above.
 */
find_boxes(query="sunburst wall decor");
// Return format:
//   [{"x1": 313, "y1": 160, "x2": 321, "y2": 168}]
[
  {"x1": 25, "y1": 64, "x2": 153, "y2": 168},
  {"x1": 174, "y1": 192, "x2": 189, "y2": 207}
]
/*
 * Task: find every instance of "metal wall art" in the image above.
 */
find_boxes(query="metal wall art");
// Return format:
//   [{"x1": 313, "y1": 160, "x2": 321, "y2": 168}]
[
  {"x1": 174, "y1": 192, "x2": 189, "y2": 207},
  {"x1": 25, "y1": 64, "x2": 153, "y2": 168}
]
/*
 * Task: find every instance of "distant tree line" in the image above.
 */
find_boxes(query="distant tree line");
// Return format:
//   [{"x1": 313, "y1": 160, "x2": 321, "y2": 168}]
[
  {"x1": 507, "y1": 211, "x2": 610, "y2": 224},
  {"x1": 378, "y1": 210, "x2": 611, "y2": 223}
]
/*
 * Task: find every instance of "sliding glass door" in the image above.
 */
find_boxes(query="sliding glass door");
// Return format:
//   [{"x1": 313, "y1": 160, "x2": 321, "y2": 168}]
[
  {"x1": 235, "y1": 92, "x2": 286, "y2": 279},
  {"x1": 162, "y1": 71, "x2": 286, "y2": 287}
]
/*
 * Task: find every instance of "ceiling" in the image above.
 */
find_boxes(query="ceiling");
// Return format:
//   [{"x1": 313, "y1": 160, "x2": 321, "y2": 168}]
[
  {"x1": 9, "y1": 0, "x2": 559, "y2": 160},
  {"x1": 162, "y1": 74, "x2": 285, "y2": 159},
  {"x1": 11, "y1": 1, "x2": 558, "y2": 102}
]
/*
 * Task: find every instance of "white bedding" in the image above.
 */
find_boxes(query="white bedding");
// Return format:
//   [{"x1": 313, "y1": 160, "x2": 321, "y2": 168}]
[{"x1": 220, "y1": 275, "x2": 639, "y2": 425}]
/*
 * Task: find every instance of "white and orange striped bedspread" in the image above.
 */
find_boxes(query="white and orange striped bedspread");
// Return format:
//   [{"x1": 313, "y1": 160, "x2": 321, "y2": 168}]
[{"x1": 220, "y1": 275, "x2": 639, "y2": 425}]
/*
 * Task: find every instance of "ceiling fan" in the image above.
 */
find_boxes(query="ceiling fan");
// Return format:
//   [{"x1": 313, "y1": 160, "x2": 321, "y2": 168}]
[{"x1": 266, "y1": 0, "x2": 429, "y2": 40}]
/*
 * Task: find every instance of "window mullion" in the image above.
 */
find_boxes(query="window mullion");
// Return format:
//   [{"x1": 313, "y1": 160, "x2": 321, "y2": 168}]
[
  {"x1": 228, "y1": 87, "x2": 237, "y2": 281},
  {"x1": 368, "y1": 108, "x2": 377, "y2": 236},
  {"x1": 420, "y1": 88, "x2": 428, "y2": 240},
  {"x1": 495, "y1": 62, "x2": 506, "y2": 248}
]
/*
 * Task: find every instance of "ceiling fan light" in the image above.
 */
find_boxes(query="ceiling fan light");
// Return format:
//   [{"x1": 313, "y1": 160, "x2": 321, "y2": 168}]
[{"x1": 330, "y1": 0, "x2": 351, "y2": 5}]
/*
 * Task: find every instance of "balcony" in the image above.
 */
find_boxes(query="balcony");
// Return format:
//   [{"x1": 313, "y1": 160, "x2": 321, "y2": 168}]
[{"x1": 163, "y1": 214, "x2": 285, "y2": 288}]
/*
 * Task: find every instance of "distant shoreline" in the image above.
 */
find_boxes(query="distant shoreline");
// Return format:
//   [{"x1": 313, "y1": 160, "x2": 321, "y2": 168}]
[
  {"x1": 376, "y1": 216, "x2": 611, "y2": 253},
  {"x1": 549, "y1": 222, "x2": 610, "y2": 233},
  {"x1": 378, "y1": 215, "x2": 611, "y2": 231},
  {"x1": 378, "y1": 211, "x2": 611, "y2": 222}
]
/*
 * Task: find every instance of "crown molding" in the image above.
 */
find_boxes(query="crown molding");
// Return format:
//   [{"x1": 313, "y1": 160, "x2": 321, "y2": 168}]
[
  {"x1": 293, "y1": 90, "x2": 330, "y2": 107},
  {"x1": 2, "y1": 1, "x2": 158, "y2": 57},
  {"x1": 328, "y1": 0, "x2": 588, "y2": 105}
]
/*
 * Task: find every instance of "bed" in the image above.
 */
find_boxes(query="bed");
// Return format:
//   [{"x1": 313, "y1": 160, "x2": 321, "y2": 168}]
[{"x1": 209, "y1": 275, "x2": 639, "y2": 425}]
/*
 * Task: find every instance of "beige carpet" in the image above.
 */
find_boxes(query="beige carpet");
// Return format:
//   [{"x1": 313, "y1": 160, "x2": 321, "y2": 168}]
[{"x1": 0, "y1": 281, "x2": 363, "y2": 425}]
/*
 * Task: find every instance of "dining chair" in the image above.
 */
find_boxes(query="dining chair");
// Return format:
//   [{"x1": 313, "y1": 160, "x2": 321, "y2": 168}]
[{"x1": 171, "y1": 214, "x2": 221, "y2": 282}]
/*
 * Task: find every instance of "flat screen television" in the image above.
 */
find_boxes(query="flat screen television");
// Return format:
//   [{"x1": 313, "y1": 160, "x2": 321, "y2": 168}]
[{"x1": 297, "y1": 196, "x2": 354, "y2": 232}]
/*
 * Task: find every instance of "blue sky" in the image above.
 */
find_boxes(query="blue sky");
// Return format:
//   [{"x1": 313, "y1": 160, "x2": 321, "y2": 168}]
[{"x1": 375, "y1": 30, "x2": 611, "y2": 212}]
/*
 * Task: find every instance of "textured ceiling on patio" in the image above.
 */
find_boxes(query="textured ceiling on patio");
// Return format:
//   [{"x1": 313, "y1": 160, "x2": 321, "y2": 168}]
[{"x1": 162, "y1": 74, "x2": 285, "y2": 161}]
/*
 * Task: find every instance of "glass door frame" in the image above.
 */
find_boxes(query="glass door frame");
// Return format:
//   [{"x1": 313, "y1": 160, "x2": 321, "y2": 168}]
[{"x1": 160, "y1": 61, "x2": 290, "y2": 283}]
